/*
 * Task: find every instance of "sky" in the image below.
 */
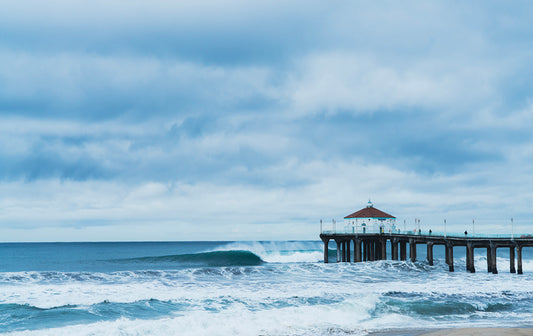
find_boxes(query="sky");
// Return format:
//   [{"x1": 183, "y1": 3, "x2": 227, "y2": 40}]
[{"x1": 1, "y1": 1, "x2": 533, "y2": 241}]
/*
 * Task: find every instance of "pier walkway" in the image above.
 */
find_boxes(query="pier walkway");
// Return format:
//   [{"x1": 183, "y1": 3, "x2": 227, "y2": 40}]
[{"x1": 319, "y1": 232, "x2": 533, "y2": 274}]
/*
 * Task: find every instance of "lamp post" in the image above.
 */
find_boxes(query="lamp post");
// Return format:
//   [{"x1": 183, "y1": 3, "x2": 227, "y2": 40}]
[
  {"x1": 444, "y1": 219, "x2": 447, "y2": 238},
  {"x1": 472, "y1": 219, "x2": 475, "y2": 237},
  {"x1": 320, "y1": 219, "x2": 323, "y2": 233},
  {"x1": 511, "y1": 217, "x2": 514, "y2": 239}
]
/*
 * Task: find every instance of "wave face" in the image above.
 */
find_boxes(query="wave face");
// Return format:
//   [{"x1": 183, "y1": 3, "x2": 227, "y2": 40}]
[
  {"x1": 1, "y1": 241, "x2": 533, "y2": 336},
  {"x1": 109, "y1": 250, "x2": 263, "y2": 267}
]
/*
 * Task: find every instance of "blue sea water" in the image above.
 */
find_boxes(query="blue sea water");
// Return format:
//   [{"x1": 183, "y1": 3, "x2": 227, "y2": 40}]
[{"x1": 0, "y1": 241, "x2": 532, "y2": 335}]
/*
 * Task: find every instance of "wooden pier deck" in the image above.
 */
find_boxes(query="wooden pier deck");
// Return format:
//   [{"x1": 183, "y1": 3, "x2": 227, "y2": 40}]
[{"x1": 320, "y1": 233, "x2": 533, "y2": 274}]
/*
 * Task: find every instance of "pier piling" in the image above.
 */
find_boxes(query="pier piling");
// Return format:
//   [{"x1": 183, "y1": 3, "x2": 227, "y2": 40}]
[
  {"x1": 466, "y1": 243, "x2": 475, "y2": 273},
  {"x1": 446, "y1": 243, "x2": 454, "y2": 272},
  {"x1": 336, "y1": 240, "x2": 341, "y2": 263},
  {"x1": 319, "y1": 233, "x2": 532, "y2": 274},
  {"x1": 510, "y1": 247, "x2": 516, "y2": 274},
  {"x1": 342, "y1": 241, "x2": 347, "y2": 262},
  {"x1": 391, "y1": 240, "x2": 398, "y2": 260},
  {"x1": 355, "y1": 239, "x2": 361, "y2": 262},
  {"x1": 322, "y1": 238, "x2": 329, "y2": 263},
  {"x1": 427, "y1": 242, "x2": 434, "y2": 266},
  {"x1": 490, "y1": 244, "x2": 498, "y2": 274},
  {"x1": 517, "y1": 246, "x2": 523, "y2": 274},
  {"x1": 400, "y1": 241, "x2": 407, "y2": 261},
  {"x1": 487, "y1": 246, "x2": 493, "y2": 273},
  {"x1": 347, "y1": 241, "x2": 351, "y2": 262},
  {"x1": 381, "y1": 239, "x2": 387, "y2": 260}
]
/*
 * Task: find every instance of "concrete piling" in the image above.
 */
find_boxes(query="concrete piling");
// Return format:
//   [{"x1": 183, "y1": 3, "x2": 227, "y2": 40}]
[
  {"x1": 391, "y1": 240, "x2": 398, "y2": 260},
  {"x1": 320, "y1": 233, "x2": 531, "y2": 274},
  {"x1": 517, "y1": 246, "x2": 523, "y2": 275},
  {"x1": 355, "y1": 239, "x2": 361, "y2": 262},
  {"x1": 446, "y1": 243, "x2": 454, "y2": 272},
  {"x1": 427, "y1": 242, "x2": 434, "y2": 266},
  {"x1": 466, "y1": 243, "x2": 475, "y2": 273},
  {"x1": 400, "y1": 241, "x2": 407, "y2": 261},
  {"x1": 409, "y1": 239, "x2": 417, "y2": 262},
  {"x1": 336, "y1": 240, "x2": 341, "y2": 263},
  {"x1": 490, "y1": 243, "x2": 498, "y2": 274},
  {"x1": 322, "y1": 238, "x2": 329, "y2": 263}
]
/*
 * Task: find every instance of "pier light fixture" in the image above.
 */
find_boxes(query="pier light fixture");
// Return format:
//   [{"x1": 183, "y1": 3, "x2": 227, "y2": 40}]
[
  {"x1": 511, "y1": 217, "x2": 514, "y2": 239},
  {"x1": 444, "y1": 219, "x2": 447, "y2": 238},
  {"x1": 472, "y1": 219, "x2": 475, "y2": 237}
]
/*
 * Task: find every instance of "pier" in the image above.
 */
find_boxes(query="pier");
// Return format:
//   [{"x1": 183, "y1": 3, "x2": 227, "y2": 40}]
[
  {"x1": 322, "y1": 202, "x2": 533, "y2": 273},
  {"x1": 319, "y1": 232, "x2": 533, "y2": 274}
]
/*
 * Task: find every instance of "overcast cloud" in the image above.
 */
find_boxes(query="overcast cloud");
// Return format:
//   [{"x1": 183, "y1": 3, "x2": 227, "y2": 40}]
[{"x1": 1, "y1": 1, "x2": 533, "y2": 241}]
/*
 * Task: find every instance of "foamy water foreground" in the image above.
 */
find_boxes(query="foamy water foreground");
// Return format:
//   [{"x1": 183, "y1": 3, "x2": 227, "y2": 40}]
[{"x1": 1, "y1": 241, "x2": 532, "y2": 335}]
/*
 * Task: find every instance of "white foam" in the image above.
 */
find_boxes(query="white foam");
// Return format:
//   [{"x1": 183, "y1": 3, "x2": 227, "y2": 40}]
[
  {"x1": 3, "y1": 298, "x2": 375, "y2": 336},
  {"x1": 2, "y1": 251, "x2": 533, "y2": 334},
  {"x1": 212, "y1": 241, "x2": 324, "y2": 263}
]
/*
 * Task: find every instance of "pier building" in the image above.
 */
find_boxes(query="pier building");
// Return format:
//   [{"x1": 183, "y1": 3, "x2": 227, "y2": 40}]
[{"x1": 344, "y1": 201, "x2": 396, "y2": 234}]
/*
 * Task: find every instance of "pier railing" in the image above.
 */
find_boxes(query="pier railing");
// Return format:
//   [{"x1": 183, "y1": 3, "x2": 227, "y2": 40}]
[{"x1": 320, "y1": 229, "x2": 532, "y2": 239}]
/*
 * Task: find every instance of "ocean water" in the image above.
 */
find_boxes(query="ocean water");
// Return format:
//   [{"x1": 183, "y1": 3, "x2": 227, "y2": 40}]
[{"x1": 0, "y1": 241, "x2": 532, "y2": 335}]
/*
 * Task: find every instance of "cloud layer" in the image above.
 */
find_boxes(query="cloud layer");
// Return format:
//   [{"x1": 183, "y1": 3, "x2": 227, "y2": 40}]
[{"x1": 1, "y1": 1, "x2": 533, "y2": 241}]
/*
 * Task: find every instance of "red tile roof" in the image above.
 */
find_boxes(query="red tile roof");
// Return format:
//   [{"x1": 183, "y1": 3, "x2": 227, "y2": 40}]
[{"x1": 344, "y1": 206, "x2": 395, "y2": 219}]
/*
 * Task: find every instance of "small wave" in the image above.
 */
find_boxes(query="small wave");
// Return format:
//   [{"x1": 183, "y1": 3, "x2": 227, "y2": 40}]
[
  {"x1": 0, "y1": 299, "x2": 183, "y2": 333},
  {"x1": 108, "y1": 250, "x2": 263, "y2": 267}
]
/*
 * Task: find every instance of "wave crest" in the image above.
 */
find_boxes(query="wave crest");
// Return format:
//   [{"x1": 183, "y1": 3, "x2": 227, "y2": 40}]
[{"x1": 109, "y1": 250, "x2": 263, "y2": 267}]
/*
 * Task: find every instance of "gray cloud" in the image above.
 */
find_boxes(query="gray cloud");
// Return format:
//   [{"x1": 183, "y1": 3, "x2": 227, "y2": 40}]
[{"x1": 1, "y1": 1, "x2": 533, "y2": 240}]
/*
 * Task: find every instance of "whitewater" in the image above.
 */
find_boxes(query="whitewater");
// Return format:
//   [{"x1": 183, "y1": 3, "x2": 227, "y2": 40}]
[{"x1": 0, "y1": 241, "x2": 532, "y2": 335}]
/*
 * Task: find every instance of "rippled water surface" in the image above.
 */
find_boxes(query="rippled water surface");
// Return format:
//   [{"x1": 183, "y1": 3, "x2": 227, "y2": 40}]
[{"x1": 1, "y1": 241, "x2": 532, "y2": 335}]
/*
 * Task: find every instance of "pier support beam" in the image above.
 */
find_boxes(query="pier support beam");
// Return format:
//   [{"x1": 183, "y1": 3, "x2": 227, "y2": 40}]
[
  {"x1": 427, "y1": 242, "x2": 434, "y2": 266},
  {"x1": 490, "y1": 243, "x2": 498, "y2": 274},
  {"x1": 381, "y1": 239, "x2": 387, "y2": 260},
  {"x1": 400, "y1": 241, "x2": 407, "y2": 261},
  {"x1": 336, "y1": 240, "x2": 341, "y2": 263},
  {"x1": 510, "y1": 247, "x2": 516, "y2": 274},
  {"x1": 517, "y1": 246, "x2": 523, "y2": 275},
  {"x1": 342, "y1": 241, "x2": 347, "y2": 262},
  {"x1": 363, "y1": 240, "x2": 368, "y2": 261},
  {"x1": 445, "y1": 242, "x2": 450, "y2": 265},
  {"x1": 322, "y1": 238, "x2": 329, "y2": 263},
  {"x1": 409, "y1": 239, "x2": 416, "y2": 262},
  {"x1": 466, "y1": 243, "x2": 475, "y2": 273},
  {"x1": 446, "y1": 243, "x2": 454, "y2": 272},
  {"x1": 369, "y1": 240, "x2": 375, "y2": 261},
  {"x1": 487, "y1": 246, "x2": 493, "y2": 273},
  {"x1": 391, "y1": 240, "x2": 398, "y2": 260},
  {"x1": 355, "y1": 239, "x2": 361, "y2": 262},
  {"x1": 346, "y1": 240, "x2": 351, "y2": 262}
]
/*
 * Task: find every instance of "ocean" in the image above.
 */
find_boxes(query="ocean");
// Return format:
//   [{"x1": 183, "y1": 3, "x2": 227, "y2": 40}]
[{"x1": 0, "y1": 241, "x2": 532, "y2": 335}]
